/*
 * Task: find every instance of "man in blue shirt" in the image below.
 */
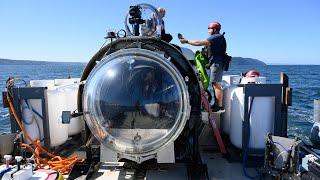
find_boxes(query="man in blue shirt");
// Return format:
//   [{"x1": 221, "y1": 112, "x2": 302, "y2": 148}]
[{"x1": 180, "y1": 22, "x2": 226, "y2": 113}]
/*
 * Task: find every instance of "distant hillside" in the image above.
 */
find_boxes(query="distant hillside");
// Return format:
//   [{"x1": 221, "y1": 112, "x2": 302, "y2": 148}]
[
  {"x1": 1, "y1": 57, "x2": 266, "y2": 66},
  {"x1": 231, "y1": 57, "x2": 266, "y2": 66},
  {"x1": 0, "y1": 58, "x2": 84, "y2": 65}
]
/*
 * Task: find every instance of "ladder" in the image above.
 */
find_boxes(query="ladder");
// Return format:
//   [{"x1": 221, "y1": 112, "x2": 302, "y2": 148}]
[{"x1": 201, "y1": 90, "x2": 227, "y2": 154}]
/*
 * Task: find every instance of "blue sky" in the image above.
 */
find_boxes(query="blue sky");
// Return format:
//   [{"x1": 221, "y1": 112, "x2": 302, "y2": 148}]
[{"x1": 0, "y1": 0, "x2": 319, "y2": 64}]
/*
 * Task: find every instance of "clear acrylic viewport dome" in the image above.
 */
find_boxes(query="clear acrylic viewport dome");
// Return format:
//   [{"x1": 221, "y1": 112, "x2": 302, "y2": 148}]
[
  {"x1": 83, "y1": 48, "x2": 190, "y2": 155},
  {"x1": 124, "y1": 3, "x2": 162, "y2": 37}
]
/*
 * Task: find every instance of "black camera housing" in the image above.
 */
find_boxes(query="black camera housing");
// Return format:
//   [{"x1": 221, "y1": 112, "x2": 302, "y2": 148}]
[
  {"x1": 128, "y1": 5, "x2": 146, "y2": 36},
  {"x1": 129, "y1": 6, "x2": 141, "y2": 18},
  {"x1": 128, "y1": 6, "x2": 145, "y2": 25}
]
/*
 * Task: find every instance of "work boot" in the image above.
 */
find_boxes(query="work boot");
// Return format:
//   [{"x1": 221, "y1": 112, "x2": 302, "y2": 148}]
[{"x1": 211, "y1": 104, "x2": 225, "y2": 113}]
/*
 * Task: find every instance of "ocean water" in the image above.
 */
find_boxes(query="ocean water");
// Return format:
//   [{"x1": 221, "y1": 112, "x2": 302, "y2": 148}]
[{"x1": 0, "y1": 63, "x2": 319, "y2": 144}]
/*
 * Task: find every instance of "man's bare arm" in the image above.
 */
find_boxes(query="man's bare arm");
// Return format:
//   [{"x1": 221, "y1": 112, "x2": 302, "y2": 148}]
[{"x1": 187, "y1": 39, "x2": 210, "y2": 46}]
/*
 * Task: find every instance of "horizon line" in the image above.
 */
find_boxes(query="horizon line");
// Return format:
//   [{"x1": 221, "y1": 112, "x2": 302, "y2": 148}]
[{"x1": 1, "y1": 57, "x2": 319, "y2": 66}]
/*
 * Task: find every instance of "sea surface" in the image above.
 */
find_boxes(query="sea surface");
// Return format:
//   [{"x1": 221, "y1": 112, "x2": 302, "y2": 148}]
[{"x1": 0, "y1": 63, "x2": 319, "y2": 144}]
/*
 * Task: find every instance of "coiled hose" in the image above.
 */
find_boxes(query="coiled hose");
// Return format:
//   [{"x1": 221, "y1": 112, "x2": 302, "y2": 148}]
[{"x1": 6, "y1": 93, "x2": 80, "y2": 174}]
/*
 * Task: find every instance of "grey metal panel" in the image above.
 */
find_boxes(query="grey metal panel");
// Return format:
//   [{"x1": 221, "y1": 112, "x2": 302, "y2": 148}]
[
  {"x1": 243, "y1": 84, "x2": 283, "y2": 135},
  {"x1": 11, "y1": 91, "x2": 20, "y2": 133},
  {"x1": 241, "y1": 84, "x2": 284, "y2": 161},
  {"x1": 12, "y1": 87, "x2": 47, "y2": 99},
  {"x1": 42, "y1": 89, "x2": 50, "y2": 148},
  {"x1": 10, "y1": 87, "x2": 51, "y2": 148}
]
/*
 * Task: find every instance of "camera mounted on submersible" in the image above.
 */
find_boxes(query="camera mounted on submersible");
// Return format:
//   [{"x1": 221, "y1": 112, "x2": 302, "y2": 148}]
[
  {"x1": 128, "y1": 6, "x2": 145, "y2": 25},
  {"x1": 128, "y1": 5, "x2": 145, "y2": 36}
]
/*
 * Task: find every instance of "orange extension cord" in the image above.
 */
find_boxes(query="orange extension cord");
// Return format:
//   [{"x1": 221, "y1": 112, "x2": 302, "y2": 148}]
[{"x1": 6, "y1": 94, "x2": 80, "y2": 174}]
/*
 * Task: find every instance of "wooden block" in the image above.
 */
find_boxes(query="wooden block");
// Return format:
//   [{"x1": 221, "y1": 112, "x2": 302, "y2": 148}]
[
  {"x1": 2, "y1": 91, "x2": 9, "y2": 108},
  {"x1": 286, "y1": 87, "x2": 292, "y2": 106}
]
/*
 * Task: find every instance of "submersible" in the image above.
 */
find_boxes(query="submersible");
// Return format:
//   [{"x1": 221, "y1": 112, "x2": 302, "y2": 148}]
[{"x1": 2, "y1": 3, "x2": 320, "y2": 180}]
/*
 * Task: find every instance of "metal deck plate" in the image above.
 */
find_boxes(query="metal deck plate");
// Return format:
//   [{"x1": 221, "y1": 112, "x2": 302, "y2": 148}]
[
  {"x1": 89, "y1": 162, "x2": 189, "y2": 180},
  {"x1": 145, "y1": 164, "x2": 188, "y2": 180},
  {"x1": 201, "y1": 152, "x2": 264, "y2": 180},
  {"x1": 90, "y1": 162, "x2": 136, "y2": 180}
]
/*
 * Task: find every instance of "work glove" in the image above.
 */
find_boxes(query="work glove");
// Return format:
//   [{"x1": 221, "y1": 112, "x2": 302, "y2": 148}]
[
  {"x1": 178, "y1": 33, "x2": 184, "y2": 39},
  {"x1": 178, "y1": 33, "x2": 188, "y2": 44},
  {"x1": 179, "y1": 38, "x2": 188, "y2": 44}
]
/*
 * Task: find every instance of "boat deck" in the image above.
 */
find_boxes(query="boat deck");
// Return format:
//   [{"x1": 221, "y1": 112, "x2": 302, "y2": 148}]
[
  {"x1": 202, "y1": 152, "x2": 264, "y2": 180},
  {"x1": 80, "y1": 151, "x2": 265, "y2": 180}
]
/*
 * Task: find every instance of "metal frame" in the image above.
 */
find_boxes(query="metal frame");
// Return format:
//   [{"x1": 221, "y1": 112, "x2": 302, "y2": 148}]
[
  {"x1": 242, "y1": 84, "x2": 284, "y2": 156},
  {"x1": 100, "y1": 142, "x2": 175, "y2": 164},
  {"x1": 9, "y1": 87, "x2": 51, "y2": 148}
]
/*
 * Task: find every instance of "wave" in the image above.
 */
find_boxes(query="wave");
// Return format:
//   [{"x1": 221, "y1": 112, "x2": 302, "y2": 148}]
[{"x1": 1, "y1": 113, "x2": 9, "y2": 118}]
